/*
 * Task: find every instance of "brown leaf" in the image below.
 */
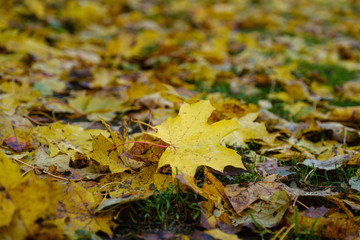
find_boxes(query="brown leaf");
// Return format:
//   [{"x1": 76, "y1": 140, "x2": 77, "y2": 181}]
[{"x1": 224, "y1": 181, "x2": 283, "y2": 214}]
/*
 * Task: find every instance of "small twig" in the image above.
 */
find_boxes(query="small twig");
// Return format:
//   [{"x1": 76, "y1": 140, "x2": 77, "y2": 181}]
[
  {"x1": 12, "y1": 157, "x2": 82, "y2": 181},
  {"x1": 138, "y1": 122, "x2": 146, "y2": 133},
  {"x1": 295, "y1": 199, "x2": 309, "y2": 209},
  {"x1": 131, "y1": 119, "x2": 158, "y2": 132},
  {"x1": 13, "y1": 157, "x2": 34, "y2": 169},
  {"x1": 271, "y1": 226, "x2": 287, "y2": 240},
  {"x1": 279, "y1": 224, "x2": 295, "y2": 240},
  {"x1": 29, "y1": 110, "x2": 56, "y2": 122},
  {"x1": 22, "y1": 167, "x2": 39, "y2": 176},
  {"x1": 292, "y1": 196, "x2": 299, "y2": 207},
  {"x1": 112, "y1": 141, "x2": 168, "y2": 150},
  {"x1": 42, "y1": 170, "x2": 72, "y2": 181},
  {"x1": 162, "y1": 165, "x2": 172, "y2": 174},
  {"x1": 23, "y1": 115, "x2": 51, "y2": 126},
  {"x1": 303, "y1": 168, "x2": 314, "y2": 185}
]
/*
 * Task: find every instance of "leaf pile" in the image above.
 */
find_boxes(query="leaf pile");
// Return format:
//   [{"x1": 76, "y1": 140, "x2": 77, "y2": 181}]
[{"x1": 1, "y1": 0, "x2": 360, "y2": 239}]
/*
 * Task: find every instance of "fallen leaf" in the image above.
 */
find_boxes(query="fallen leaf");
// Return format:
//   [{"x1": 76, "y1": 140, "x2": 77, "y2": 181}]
[
  {"x1": 34, "y1": 146, "x2": 71, "y2": 173},
  {"x1": 344, "y1": 199, "x2": 360, "y2": 211},
  {"x1": 4, "y1": 172, "x2": 63, "y2": 237},
  {"x1": 221, "y1": 112, "x2": 269, "y2": 147},
  {"x1": 301, "y1": 153, "x2": 353, "y2": 170},
  {"x1": 224, "y1": 180, "x2": 284, "y2": 215},
  {"x1": 90, "y1": 133, "x2": 138, "y2": 173},
  {"x1": 56, "y1": 181, "x2": 113, "y2": 238},
  {"x1": 0, "y1": 112, "x2": 35, "y2": 152},
  {"x1": 328, "y1": 106, "x2": 360, "y2": 122},
  {"x1": 281, "y1": 184, "x2": 340, "y2": 198},
  {"x1": 204, "y1": 228, "x2": 241, "y2": 240},
  {"x1": 232, "y1": 189, "x2": 289, "y2": 228},
  {"x1": 34, "y1": 122, "x2": 108, "y2": 158},
  {"x1": 0, "y1": 191, "x2": 16, "y2": 227},
  {"x1": 152, "y1": 100, "x2": 245, "y2": 177},
  {"x1": 101, "y1": 165, "x2": 157, "y2": 199},
  {"x1": 303, "y1": 206, "x2": 328, "y2": 218},
  {"x1": 349, "y1": 176, "x2": 360, "y2": 192},
  {"x1": 96, "y1": 165, "x2": 175, "y2": 212},
  {"x1": 0, "y1": 151, "x2": 23, "y2": 189},
  {"x1": 287, "y1": 206, "x2": 360, "y2": 239}
]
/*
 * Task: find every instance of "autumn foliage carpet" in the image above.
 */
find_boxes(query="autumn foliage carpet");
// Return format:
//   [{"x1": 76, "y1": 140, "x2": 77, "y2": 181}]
[{"x1": 1, "y1": 0, "x2": 360, "y2": 239}]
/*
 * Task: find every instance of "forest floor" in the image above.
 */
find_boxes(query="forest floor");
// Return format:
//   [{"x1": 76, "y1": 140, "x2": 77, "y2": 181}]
[{"x1": 1, "y1": 1, "x2": 360, "y2": 239}]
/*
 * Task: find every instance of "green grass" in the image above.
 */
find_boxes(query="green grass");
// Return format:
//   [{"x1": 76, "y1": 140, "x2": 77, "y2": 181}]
[
  {"x1": 111, "y1": 141, "x2": 358, "y2": 239},
  {"x1": 135, "y1": 183, "x2": 202, "y2": 229},
  {"x1": 294, "y1": 61, "x2": 360, "y2": 87},
  {"x1": 285, "y1": 207, "x2": 323, "y2": 240},
  {"x1": 279, "y1": 155, "x2": 357, "y2": 189},
  {"x1": 112, "y1": 180, "x2": 202, "y2": 238}
]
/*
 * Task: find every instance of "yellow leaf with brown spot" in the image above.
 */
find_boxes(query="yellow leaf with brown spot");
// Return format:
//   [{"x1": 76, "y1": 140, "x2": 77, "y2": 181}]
[{"x1": 56, "y1": 181, "x2": 113, "y2": 237}]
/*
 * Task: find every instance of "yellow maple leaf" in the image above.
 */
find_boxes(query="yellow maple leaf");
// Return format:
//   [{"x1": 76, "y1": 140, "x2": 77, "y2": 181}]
[
  {"x1": 33, "y1": 122, "x2": 108, "y2": 158},
  {"x1": 55, "y1": 182, "x2": 113, "y2": 238},
  {"x1": 0, "y1": 151, "x2": 23, "y2": 190},
  {"x1": 151, "y1": 100, "x2": 245, "y2": 177},
  {"x1": 0, "y1": 151, "x2": 63, "y2": 238},
  {"x1": 7, "y1": 173, "x2": 63, "y2": 234}
]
